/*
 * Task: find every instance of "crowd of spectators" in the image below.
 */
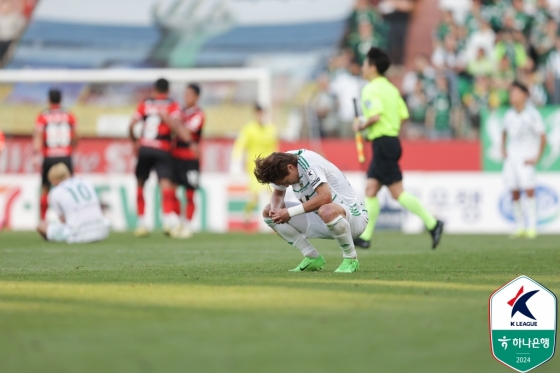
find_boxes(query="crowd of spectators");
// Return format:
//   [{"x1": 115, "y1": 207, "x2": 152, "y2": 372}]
[
  {"x1": 313, "y1": 0, "x2": 560, "y2": 140},
  {"x1": 311, "y1": 0, "x2": 416, "y2": 138},
  {"x1": 0, "y1": 0, "x2": 35, "y2": 62},
  {"x1": 402, "y1": 0, "x2": 560, "y2": 140}
]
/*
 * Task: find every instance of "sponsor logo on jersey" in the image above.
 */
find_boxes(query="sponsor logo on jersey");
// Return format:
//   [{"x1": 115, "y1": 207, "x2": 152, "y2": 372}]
[{"x1": 306, "y1": 169, "x2": 317, "y2": 181}]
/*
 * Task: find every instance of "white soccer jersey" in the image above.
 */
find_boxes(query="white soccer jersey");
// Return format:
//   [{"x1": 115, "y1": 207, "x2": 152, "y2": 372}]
[
  {"x1": 48, "y1": 177, "x2": 109, "y2": 243},
  {"x1": 271, "y1": 149, "x2": 359, "y2": 210},
  {"x1": 503, "y1": 105, "x2": 545, "y2": 162}
]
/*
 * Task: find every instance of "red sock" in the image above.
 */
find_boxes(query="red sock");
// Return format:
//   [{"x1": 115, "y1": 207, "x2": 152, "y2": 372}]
[
  {"x1": 136, "y1": 187, "x2": 145, "y2": 217},
  {"x1": 162, "y1": 189, "x2": 176, "y2": 215},
  {"x1": 173, "y1": 195, "x2": 181, "y2": 215},
  {"x1": 186, "y1": 189, "x2": 196, "y2": 220},
  {"x1": 40, "y1": 193, "x2": 48, "y2": 220}
]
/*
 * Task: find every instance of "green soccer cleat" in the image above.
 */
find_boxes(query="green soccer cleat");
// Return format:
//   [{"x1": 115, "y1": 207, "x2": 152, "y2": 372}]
[
  {"x1": 334, "y1": 258, "x2": 360, "y2": 273},
  {"x1": 510, "y1": 229, "x2": 526, "y2": 239},
  {"x1": 526, "y1": 229, "x2": 537, "y2": 239},
  {"x1": 288, "y1": 256, "x2": 326, "y2": 272}
]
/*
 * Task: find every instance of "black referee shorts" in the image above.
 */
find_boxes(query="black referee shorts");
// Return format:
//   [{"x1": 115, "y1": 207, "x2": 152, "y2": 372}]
[
  {"x1": 42, "y1": 156, "x2": 73, "y2": 187},
  {"x1": 135, "y1": 146, "x2": 174, "y2": 181},
  {"x1": 367, "y1": 136, "x2": 403, "y2": 186},
  {"x1": 173, "y1": 158, "x2": 200, "y2": 190}
]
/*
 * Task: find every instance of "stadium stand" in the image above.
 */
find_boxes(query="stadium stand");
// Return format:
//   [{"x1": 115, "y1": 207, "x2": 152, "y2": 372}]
[
  {"x1": 2, "y1": 0, "x2": 560, "y2": 142},
  {"x1": 399, "y1": 0, "x2": 560, "y2": 139}
]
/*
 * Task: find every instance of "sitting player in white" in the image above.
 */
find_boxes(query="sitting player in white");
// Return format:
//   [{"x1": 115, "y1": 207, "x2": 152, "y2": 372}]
[
  {"x1": 37, "y1": 163, "x2": 110, "y2": 243},
  {"x1": 254, "y1": 150, "x2": 368, "y2": 273},
  {"x1": 502, "y1": 81, "x2": 546, "y2": 239}
]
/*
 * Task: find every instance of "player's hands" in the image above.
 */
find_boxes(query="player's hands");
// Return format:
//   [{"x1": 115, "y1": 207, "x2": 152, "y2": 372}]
[
  {"x1": 525, "y1": 158, "x2": 538, "y2": 165},
  {"x1": 271, "y1": 208, "x2": 291, "y2": 224}
]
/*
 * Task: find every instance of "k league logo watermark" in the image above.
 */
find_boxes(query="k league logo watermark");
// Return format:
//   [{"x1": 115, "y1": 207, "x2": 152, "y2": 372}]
[{"x1": 489, "y1": 276, "x2": 557, "y2": 372}]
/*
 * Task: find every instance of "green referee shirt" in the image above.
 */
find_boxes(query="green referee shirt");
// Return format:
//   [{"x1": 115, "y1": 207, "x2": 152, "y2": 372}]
[{"x1": 361, "y1": 76, "x2": 409, "y2": 140}]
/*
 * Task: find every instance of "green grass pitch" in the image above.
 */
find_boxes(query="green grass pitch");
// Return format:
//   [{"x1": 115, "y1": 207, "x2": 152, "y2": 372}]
[{"x1": 0, "y1": 231, "x2": 559, "y2": 373}]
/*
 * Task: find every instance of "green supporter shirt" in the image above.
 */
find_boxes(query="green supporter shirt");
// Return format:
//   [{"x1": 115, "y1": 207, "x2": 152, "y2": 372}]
[
  {"x1": 361, "y1": 76, "x2": 409, "y2": 140},
  {"x1": 430, "y1": 92, "x2": 451, "y2": 131}
]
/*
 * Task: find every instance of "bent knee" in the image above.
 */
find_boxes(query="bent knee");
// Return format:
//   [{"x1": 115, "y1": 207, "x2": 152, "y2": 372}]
[
  {"x1": 262, "y1": 204, "x2": 272, "y2": 218},
  {"x1": 317, "y1": 204, "x2": 338, "y2": 222},
  {"x1": 364, "y1": 187, "x2": 376, "y2": 197},
  {"x1": 365, "y1": 184, "x2": 379, "y2": 197},
  {"x1": 390, "y1": 190, "x2": 402, "y2": 200}
]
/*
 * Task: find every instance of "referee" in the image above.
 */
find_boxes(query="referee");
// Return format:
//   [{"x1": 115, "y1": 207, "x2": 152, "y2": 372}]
[{"x1": 353, "y1": 47, "x2": 444, "y2": 249}]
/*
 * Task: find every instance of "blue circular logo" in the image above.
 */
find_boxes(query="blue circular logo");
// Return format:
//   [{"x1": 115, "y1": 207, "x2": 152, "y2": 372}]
[{"x1": 499, "y1": 185, "x2": 560, "y2": 226}]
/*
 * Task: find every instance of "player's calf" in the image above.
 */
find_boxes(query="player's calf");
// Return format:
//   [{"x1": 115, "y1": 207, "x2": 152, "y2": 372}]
[{"x1": 320, "y1": 204, "x2": 359, "y2": 272}]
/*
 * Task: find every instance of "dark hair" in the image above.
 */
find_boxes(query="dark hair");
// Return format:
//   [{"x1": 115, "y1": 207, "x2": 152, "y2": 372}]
[
  {"x1": 187, "y1": 83, "x2": 201, "y2": 96},
  {"x1": 366, "y1": 47, "x2": 391, "y2": 75},
  {"x1": 254, "y1": 103, "x2": 263, "y2": 112},
  {"x1": 254, "y1": 152, "x2": 298, "y2": 184},
  {"x1": 48, "y1": 89, "x2": 61, "y2": 104},
  {"x1": 155, "y1": 78, "x2": 169, "y2": 93},
  {"x1": 511, "y1": 80, "x2": 529, "y2": 95}
]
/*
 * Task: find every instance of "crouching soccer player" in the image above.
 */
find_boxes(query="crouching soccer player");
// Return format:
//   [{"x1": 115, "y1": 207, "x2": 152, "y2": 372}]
[
  {"x1": 254, "y1": 150, "x2": 368, "y2": 273},
  {"x1": 37, "y1": 163, "x2": 110, "y2": 243}
]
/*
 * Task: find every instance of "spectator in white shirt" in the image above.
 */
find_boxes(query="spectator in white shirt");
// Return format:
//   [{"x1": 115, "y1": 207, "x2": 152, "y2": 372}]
[
  {"x1": 465, "y1": 19, "x2": 496, "y2": 64},
  {"x1": 329, "y1": 55, "x2": 363, "y2": 138},
  {"x1": 402, "y1": 54, "x2": 436, "y2": 98},
  {"x1": 432, "y1": 34, "x2": 466, "y2": 72}
]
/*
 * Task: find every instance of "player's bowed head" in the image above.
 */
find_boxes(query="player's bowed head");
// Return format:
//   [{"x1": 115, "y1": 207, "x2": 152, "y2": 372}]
[
  {"x1": 37, "y1": 162, "x2": 71, "y2": 239},
  {"x1": 47, "y1": 162, "x2": 71, "y2": 187},
  {"x1": 254, "y1": 152, "x2": 333, "y2": 225},
  {"x1": 253, "y1": 152, "x2": 300, "y2": 187}
]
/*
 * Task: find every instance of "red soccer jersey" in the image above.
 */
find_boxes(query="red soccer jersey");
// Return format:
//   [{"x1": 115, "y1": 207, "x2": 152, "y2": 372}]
[
  {"x1": 133, "y1": 97, "x2": 182, "y2": 152},
  {"x1": 35, "y1": 107, "x2": 77, "y2": 158},
  {"x1": 172, "y1": 105, "x2": 205, "y2": 160}
]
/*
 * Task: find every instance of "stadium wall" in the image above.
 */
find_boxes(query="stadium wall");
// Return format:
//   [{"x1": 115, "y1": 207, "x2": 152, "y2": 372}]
[
  {"x1": 1, "y1": 172, "x2": 559, "y2": 234},
  {"x1": 0, "y1": 137, "x2": 481, "y2": 173}
]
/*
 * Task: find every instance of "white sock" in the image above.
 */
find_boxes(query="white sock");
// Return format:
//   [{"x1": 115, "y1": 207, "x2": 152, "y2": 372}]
[
  {"x1": 525, "y1": 197, "x2": 537, "y2": 231},
  {"x1": 264, "y1": 218, "x2": 320, "y2": 258},
  {"x1": 164, "y1": 213, "x2": 179, "y2": 229},
  {"x1": 326, "y1": 215, "x2": 357, "y2": 259},
  {"x1": 513, "y1": 200, "x2": 524, "y2": 231},
  {"x1": 137, "y1": 216, "x2": 146, "y2": 228},
  {"x1": 181, "y1": 217, "x2": 191, "y2": 228}
]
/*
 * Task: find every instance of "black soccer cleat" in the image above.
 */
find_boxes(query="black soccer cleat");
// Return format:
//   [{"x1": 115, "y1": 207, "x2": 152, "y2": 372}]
[
  {"x1": 353, "y1": 238, "x2": 370, "y2": 249},
  {"x1": 429, "y1": 220, "x2": 444, "y2": 249}
]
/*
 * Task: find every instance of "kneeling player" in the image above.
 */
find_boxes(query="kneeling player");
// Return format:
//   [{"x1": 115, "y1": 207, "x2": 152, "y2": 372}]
[
  {"x1": 254, "y1": 150, "x2": 368, "y2": 273},
  {"x1": 37, "y1": 163, "x2": 110, "y2": 243}
]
